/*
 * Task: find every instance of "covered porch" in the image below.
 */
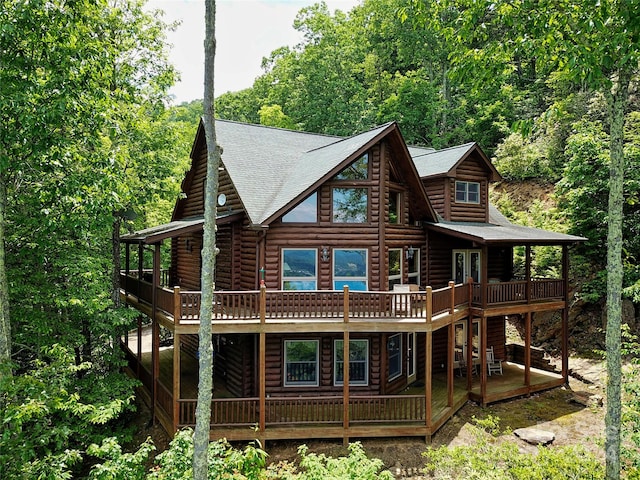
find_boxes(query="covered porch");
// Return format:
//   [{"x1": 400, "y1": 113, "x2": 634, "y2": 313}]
[{"x1": 122, "y1": 326, "x2": 564, "y2": 443}]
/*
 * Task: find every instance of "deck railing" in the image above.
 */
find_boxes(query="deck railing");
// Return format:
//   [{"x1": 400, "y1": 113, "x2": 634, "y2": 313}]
[
  {"x1": 120, "y1": 273, "x2": 565, "y2": 325},
  {"x1": 177, "y1": 395, "x2": 427, "y2": 428}
]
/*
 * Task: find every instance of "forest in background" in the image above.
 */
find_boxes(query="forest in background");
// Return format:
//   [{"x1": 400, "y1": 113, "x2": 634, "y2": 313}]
[{"x1": 0, "y1": 0, "x2": 638, "y2": 477}]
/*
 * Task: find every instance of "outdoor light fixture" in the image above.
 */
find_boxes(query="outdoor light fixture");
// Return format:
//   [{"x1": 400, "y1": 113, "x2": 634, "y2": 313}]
[
  {"x1": 321, "y1": 247, "x2": 330, "y2": 262},
  {"x1": 406, "y1": 246, "x2": 415, "y2": 260}
]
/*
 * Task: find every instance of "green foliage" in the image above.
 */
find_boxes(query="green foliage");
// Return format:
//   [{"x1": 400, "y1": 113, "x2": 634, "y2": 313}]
[
  {"x1": 281, "y1": 442, "x2": 394, "y2": 480},
  {"x1": 149, "y1": 429, "x2": 270, "y2": 479},
  {"x1": 88, "y1": 437, "x2": 155, "y2": 480},
  {"x1": 0, "y1": 345, "x2": 137, "y2": 479},
  {"x1": 423, "y1": 415, "x2": 603, "y2": 479}
]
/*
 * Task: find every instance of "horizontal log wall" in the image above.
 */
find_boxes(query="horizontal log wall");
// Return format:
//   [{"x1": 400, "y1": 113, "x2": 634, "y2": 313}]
[{"x1": 449, "y1": 157, "x2": 489, "y2": 222}]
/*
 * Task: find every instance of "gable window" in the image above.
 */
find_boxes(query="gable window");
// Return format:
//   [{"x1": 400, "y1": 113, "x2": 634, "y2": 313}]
[
  {"x1": 284, "y1": 340, "x2": 319, "y2": 387},
  {"x1": 388, "y1": 333, "x2": 402, "y2": 380},
  {"x1": 334, "y1": 153, "x2": 369, "y2": 180},
  {"x1": 452, "y1": 249, "x2": 481, "y2": 284},
  {"x1": 282, "y1": 249, "x2": 317, "y2": 290},
  {"x1": 282, "y1": 192, "x2": 317, "y2": 223},
  {"x1": 388, "y1": 248, "x2": 402, "y2": 290},
  {"x1": 333, "y1": 249, "x2": 368, "y2": 291},
  {"x1": 455, "y1": 181, "x2": 480, "y2": 204},
  {"x1": 389, "y1": 191, "x2": 401, "y2": 224},
  {"x1": 334, "y1": 339, "x2": 369, "y2": 386},
  {"x1": 332, "y1": 188, "x2": 368, "y2": 223}
]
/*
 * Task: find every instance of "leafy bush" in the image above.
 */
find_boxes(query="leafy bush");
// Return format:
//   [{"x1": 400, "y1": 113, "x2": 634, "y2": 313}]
[
  {"x1": 423, "y1": 415, "x2": 603, "y2": 479},
  {"x1": 0, "y1": 345, "x2": 137, "y2": 479}
]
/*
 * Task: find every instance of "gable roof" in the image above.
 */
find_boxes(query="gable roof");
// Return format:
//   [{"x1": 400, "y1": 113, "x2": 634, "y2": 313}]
[
  {"x1": 412, "y1": 142, "x2": 501, "y2": 181},
  {"x1": 189, "y1": 120, "x2": 436, "y2": 226}
]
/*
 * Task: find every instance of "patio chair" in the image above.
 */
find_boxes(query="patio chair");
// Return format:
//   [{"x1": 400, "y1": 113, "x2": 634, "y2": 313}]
[
  {"x1": 486, "y1": 346, "x2": 503, "y2": 376},
  {"x1": 456, "y1": 351, "x2": 477, "y2": 377}
]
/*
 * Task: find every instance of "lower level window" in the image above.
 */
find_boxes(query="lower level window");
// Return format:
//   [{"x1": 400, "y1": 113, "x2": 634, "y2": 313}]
[
  {"x1": 388, "y1": 333, "x2": 402, "y2": 380},
  {"x1": 284, "y1": 340, "x2": 319, "y2": 386},
  {"x1": 334, "y1": 339, "x2": 369, "y2": 386}
]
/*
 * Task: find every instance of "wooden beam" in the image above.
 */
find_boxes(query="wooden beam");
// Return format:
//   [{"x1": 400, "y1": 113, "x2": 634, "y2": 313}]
[
  {"x1": 342, "y1": 329, "x2": 350, "y2": 445},
  {"x1": 425, "y1": 330, "x2": 432, "y2": 435},
  {"x1": 562, "y1": 245, "x2": 569, "y2": 382},
  {"x1": 173, "y1": 332, "x2": 181, "y2": 433},
  {"x1": 480, "y1": 315, "x2": 487, "y2": 405},
  {"x1": 525, "y1": 313, "x2": 531, "y2": 388},
  {"x1": 447, "y1": 322, "x2": 454, "y2": 407}
]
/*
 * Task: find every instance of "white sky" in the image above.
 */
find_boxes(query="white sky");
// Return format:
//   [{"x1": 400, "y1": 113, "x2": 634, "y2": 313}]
[{"x1": 146, "y1": 0, "x2": 361, "y2": 104}]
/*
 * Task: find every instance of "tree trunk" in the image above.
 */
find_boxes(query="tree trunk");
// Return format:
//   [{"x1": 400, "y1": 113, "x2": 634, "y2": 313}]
[
  {"x1": 605, "y1": 66, "x2": 631, "y2": 480},
  {"x1": 193, "y1": 0, "x2": 218, "y2": 477},
  {"x1": 0, "y1": 172, "x2": 10, "y2": 377}
]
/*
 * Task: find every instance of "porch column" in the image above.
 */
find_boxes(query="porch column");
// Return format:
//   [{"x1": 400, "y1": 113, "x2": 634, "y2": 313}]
[
  {"x1": 562, "y1": 245, "x2": 569, "y2": 382},
  {"x1": 136, "y1": 315, "x2": 142, "y2": 378},
  {"x1": 480, "y1": 315, "x2": 488, "y2": 405},
  {"x1": 524, "y1": 313, "x2": 531, "y2": 390},
  {"x1": 425, "y1": 330, "x2": 432, "y2": 440},
  {"x1": 466, "y1": 315, "x2": 473, "y2": 391},
  {"x1": 173, "y1": 332, "x2": 181, "y2": 433},
  {"x1": 481, "y1": 245, "x2": 488, "y2": 309},
  {"x1": 259, "y1": 286, "x2": 266, "y2": 443},
  {"x1": 525, "y1": 245, "x2": 532, "y2": 303},
  {"x1": 151, "y1": 243, "x2": 161, "y2": 423},
  {"x1": 342, "y1": 329, "x2": 350, "y2": 445},
  {"x1": 137, "y1": 243, "x2": 144, "y2": 278},
  {"x1": 447, "y1": 322, "x2": 454, "y2": 407}
]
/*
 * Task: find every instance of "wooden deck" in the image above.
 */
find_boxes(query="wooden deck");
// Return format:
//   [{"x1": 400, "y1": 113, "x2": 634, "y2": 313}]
[{"x1": 123, "y1": 336, "x2": 562, "y2": 442}]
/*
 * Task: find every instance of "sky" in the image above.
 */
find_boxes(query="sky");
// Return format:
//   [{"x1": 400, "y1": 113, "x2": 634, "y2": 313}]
[{"x1": 146, "y1": 0, "x2": 361, "y2": 104}]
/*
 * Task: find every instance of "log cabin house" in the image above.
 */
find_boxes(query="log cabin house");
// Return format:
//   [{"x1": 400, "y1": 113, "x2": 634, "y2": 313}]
[{"x1": 119, "y1": 120, "x2": 584, "y2": 443}]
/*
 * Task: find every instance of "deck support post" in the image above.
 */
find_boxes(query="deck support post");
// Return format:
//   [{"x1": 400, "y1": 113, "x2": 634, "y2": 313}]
[
  {"x1": 136, "y1": 315, "x2": 142, "y2": 378},
  {"x1": 480, "y1": 315, "x2": 488, "y2": 405},
  {"x1": 562, "y1": 245, "x2": 569, "y2": 383},
  {"x1": 425, "y1": 329, "x2": 432, "y2": 438},
  {"x1": 524, "y1": 312, "x2": 531, "y2": 390},
  {"x1": 342, "y1": 286, "x2": 350, "y2": 445},
  {"x1": 525, "y1": 245, "x2": 532, "y2": 304},
  {"x1": 173, "y1": 332, "x2": 181, "y2": 433},
  {"x1": 447, "y1": 321, "x2": 454, "y2": 408},
  {"x1": 259, "y1": 286, "x2": 266, "y2": 444},
  {"x1": 151, "y1": 243, "x2": 161, "y2": 424},
  {"x1": 466, "y1": 314, "x2": 473, "y2": 391}
]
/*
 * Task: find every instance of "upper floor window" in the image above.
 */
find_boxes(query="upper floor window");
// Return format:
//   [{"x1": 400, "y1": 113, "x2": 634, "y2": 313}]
[
  {"x1": 455, "y1": 181, "x2": 480, "y2": 204},
  {"x1": 282, "y1": 249, "x2": 317, "y2": 290},
  {"x1": 407, "y1": 248, "x2": 420, "y2": 285},
  {"x1": 388, "y1": 248, "x2": 402, "y2": 290},
  {"x1": 333, "y1": 249, "x2": 368, "y2": 291},
  {"x1": 334, "y1": 153, "x2": 369, "y2": 180},
  {"x1": 282, "y1": 192, "x2": 317, "y2": 223},
  {"x1": 332, "y1": 188, "x2": 368, "y2": 223}
]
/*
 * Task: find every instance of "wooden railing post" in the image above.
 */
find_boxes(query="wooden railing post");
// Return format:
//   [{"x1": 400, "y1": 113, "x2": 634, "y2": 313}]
[
  {"x1": 448, "y1": 281, "x2": 455, "y2": 314},
  {"x1": 467, "y1": 277, "x2": 474, "y2": 306},
  {"x1": 425, "y1": 286, "x2": 432, "y2": 323},
  {"x1": 260, "y1": 285, "x2": 266, "y2": 324},
  {"x1": 173, "y1": 286, "x2": 181, "y2": 325},
  {"x1": 342, "y1": 285, "x2": 349, "y2": 322}
]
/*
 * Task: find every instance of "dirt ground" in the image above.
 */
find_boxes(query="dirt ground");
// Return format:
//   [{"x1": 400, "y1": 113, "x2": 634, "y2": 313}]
[{"x1": 130, "y1": 357, "x2": 606, "y2": 477}]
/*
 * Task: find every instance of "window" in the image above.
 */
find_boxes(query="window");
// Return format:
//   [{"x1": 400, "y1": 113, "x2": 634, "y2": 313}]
[
  {"x1": 334, "y1": 153, "x2": 369, "y2": 180},
  {"x1": 284, "y1": 340, "x2": 319, "y2": 386},
  {"x1": 389, "y1": 192, "x2": 400, "y2": 224},
  {"x1": 332, "y1": 188, "x2": 368, "y2": 223},
  {"x1": 282, "y1": 249, "x2": 317, "y2": 290},
  {"x1": 452, "y1": 249, "x2": 481, "y2": 284},
  {"x1": 282, "y1": 192, "x2": 317, "y2": 223},
  {"x1": 407, "y1": 248, "x2": 420, "y2": 285},
  {"x1": 388, "y1": 333, "x2": 402, "y2": 380},
  {"x1": 455, "y1": 181, "x2": 480, "y2": 204},
  {"x1": 334, "y1": 339, "x2": 369, "y2": 386},
  {"x1": 388, "y1": 248, "x2": 402, "y2": 290},
  {"x1": 333, "y1": 249, "x2": 368, "y2": 290}
]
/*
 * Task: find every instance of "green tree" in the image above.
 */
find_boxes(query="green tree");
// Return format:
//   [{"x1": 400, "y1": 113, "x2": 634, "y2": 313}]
[
  {"x1": 417, "y1": 1, "x2": 638, "y2": 476},
  {"x1": 193, "y1": 0, "x2": 220, "y2": 476}
]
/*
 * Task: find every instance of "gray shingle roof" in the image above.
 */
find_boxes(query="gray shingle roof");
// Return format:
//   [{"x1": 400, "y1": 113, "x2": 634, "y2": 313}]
[
  {"x1": 412, "y1": 142, "x2": 477, "y2": 177},
  {"x1": 216, "y1": 120, "x2": 393, "y2": 225}
]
